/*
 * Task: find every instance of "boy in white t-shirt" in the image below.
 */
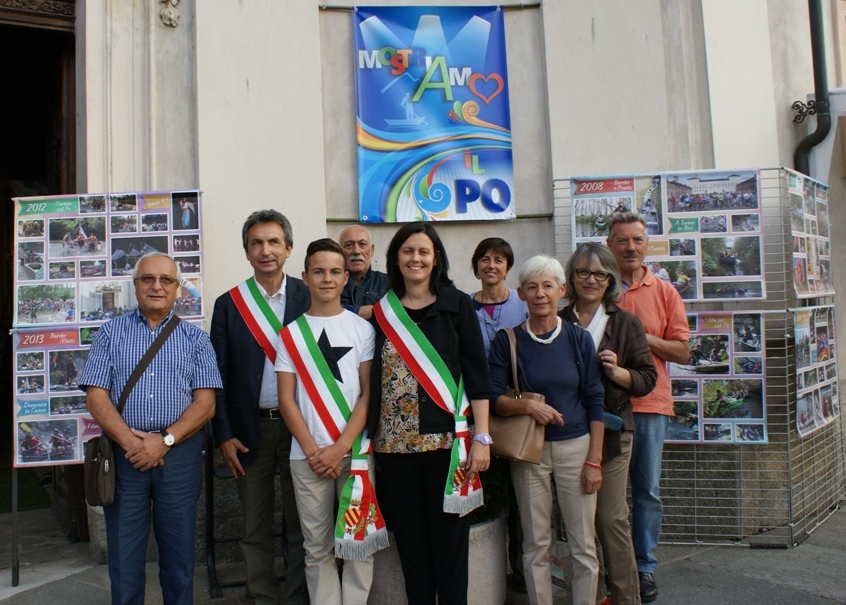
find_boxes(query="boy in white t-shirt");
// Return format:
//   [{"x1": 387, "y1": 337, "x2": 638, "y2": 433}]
[{"x1": 275, "y1": 238, "x2": 385, "y2": 605}]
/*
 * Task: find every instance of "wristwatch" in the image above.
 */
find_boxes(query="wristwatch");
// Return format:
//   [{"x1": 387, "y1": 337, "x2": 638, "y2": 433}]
[
  {"x1": 472, "y1": 432, "x2": 494, "y2": 446},
  {"x1": 162, "y1": 429, "x2": 176, "y2": 448}
]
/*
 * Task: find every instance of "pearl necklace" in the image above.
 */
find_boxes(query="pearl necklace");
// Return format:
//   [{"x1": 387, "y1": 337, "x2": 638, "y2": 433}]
[{"x1": 526, "y1": 316, "x2": 562, "y2": 345}]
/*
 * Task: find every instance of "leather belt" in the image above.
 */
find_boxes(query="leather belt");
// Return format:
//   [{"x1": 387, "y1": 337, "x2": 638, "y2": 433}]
[{"x1": 259, "y1": 408, "x2": 283, "y2": 420}]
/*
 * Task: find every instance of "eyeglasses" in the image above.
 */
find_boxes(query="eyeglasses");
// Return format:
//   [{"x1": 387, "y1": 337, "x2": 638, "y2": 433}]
[
  {"x1": 135, "y1": 275, "x2": 179, "y2": 287},
  {"x1": 574, "y1": 269, "x2": 610, "y2": 282}
]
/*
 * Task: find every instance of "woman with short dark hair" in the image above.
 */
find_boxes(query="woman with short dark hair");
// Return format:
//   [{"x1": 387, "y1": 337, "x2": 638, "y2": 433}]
[{"x1": 469, "y1": 237, "x2": 528, "y2": 356}]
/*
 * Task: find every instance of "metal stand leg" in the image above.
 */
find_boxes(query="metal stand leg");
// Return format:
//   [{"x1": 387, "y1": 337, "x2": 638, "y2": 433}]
[
  {"x1": 204, "y1": 427, "x2": 224, "y2": 598},
  {"x1": 12, "y1": 468, "x2": 19, "y2": 587}
]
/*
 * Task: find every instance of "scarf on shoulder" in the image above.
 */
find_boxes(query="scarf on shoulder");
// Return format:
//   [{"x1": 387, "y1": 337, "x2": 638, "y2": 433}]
[{"x1": 229, "y1": 277, "x2": 283, "y2": 363}]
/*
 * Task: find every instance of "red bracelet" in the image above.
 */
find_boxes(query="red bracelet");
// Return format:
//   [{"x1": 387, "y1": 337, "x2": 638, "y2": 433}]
[{"x1": 584, "y1": 461, "x2": 602, "y2": 470}]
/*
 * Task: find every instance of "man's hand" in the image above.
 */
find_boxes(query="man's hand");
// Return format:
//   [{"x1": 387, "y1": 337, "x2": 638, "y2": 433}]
[
  {"x1": 126, "y1": 429, "x2": 168, "y2": 471},
  {"x1": 645, "y1": 334, "x2": 690, "y2": 364},
  {"x1": 220, "y1": 438, "x2": 249, "y2": 478}
]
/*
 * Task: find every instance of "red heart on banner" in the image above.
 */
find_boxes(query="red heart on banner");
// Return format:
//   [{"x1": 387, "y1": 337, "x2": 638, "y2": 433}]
[{"x1": 469, "y1": 73, "x2": 504, "y2": 104}]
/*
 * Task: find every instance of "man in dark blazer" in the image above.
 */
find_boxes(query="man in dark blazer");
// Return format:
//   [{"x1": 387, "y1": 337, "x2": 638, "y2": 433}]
[{"x1": 211, "y1": 210, "x2": 311, "y2": 605}]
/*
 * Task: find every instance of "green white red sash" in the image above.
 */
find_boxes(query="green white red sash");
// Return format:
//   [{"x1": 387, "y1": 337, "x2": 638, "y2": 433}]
[
  {"x1": 373, "y1": 291, "x2": 483, "y2": 515},
  {"x1": 280, "y1": 315, "x2": 388, "y2": 560},
  {"x1": 229, "y1": 277, "x2": 284, "y2": 364}
]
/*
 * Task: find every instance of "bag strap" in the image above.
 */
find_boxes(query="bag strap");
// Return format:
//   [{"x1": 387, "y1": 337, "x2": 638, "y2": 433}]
[
  {"x1": 504, "y1": 327, "x2": 522, "y2": 397},
  {"x1": 117, "y1": 315, "x2": 182, "y2": 415}
]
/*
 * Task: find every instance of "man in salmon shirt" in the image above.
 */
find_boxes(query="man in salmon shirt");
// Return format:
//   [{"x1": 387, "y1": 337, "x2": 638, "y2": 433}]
[{"x1": 605, "y1": 212, "x2": 690, "y2": 603}]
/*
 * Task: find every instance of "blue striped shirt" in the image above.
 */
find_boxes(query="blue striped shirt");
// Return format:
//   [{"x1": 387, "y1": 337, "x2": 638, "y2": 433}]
[{"x1": 79, "y1": 309, "x2": 222, "y2": 431}]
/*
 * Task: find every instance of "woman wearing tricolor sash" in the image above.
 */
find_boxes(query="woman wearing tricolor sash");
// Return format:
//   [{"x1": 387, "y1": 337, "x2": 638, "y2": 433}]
[
  {"x1": 367, "y1": 223, "x2": 492, "y2": 605},
  {"x1": 277, "y1": 239, "x2": 387, "y2": 605}
]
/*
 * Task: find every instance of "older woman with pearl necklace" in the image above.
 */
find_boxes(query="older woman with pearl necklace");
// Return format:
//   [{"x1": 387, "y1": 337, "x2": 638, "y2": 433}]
[{"x1": 488, "y1": 254, "x2": 605, "y2": 605}]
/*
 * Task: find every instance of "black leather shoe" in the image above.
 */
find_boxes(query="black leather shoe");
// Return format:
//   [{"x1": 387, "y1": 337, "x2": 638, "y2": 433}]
[{"x1": 639, "y1": 571, "x2": 658, "y2": 602}]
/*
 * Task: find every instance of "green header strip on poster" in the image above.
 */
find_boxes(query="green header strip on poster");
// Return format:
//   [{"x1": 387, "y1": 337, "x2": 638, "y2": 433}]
[
  {"x1": 18, "y1": 198, "x2": 79, "y2": 215},
  {"x1": 668, "y1": 217, "x2": 698, "y2": 234}
]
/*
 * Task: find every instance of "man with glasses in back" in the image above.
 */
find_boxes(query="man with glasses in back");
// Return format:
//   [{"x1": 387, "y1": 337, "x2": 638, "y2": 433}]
[{"x1": 80, "y1": 252, "x2": 222, "y2": 604}]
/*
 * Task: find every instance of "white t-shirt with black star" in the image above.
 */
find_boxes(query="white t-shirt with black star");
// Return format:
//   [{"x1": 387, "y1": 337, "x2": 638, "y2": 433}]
[{"x1": 275, "y1": 310, "x2": 375, "y2": 460}]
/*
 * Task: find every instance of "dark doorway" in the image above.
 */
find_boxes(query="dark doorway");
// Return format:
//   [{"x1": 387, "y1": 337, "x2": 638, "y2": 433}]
[{"x1": 1, "y1": 21, "x2": 83, "y2": 539}]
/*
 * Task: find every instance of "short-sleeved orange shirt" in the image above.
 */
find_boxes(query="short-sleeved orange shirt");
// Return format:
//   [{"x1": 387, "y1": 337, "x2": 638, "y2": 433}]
[{"x1": 618, "y1": 267, "x2": 689, "y2": 416}]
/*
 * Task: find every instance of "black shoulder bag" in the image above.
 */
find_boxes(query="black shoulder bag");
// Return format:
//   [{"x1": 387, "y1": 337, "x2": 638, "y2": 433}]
[{"x1": 84, "y1": 316, "x2": 182, "y2": 506}]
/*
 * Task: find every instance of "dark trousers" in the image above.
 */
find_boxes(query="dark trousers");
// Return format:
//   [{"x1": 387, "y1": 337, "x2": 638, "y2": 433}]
[
  {"x1": 376, "y1": 449, "x2": 470, "y2": 605},
  {"x1": 237, "y1": 417, "x2": 307, "y2": 605}
]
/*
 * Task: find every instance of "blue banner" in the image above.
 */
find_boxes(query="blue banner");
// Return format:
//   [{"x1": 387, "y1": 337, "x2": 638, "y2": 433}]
[{"x1": 353, "y1": 6, "x2": 515, "y2": 223}]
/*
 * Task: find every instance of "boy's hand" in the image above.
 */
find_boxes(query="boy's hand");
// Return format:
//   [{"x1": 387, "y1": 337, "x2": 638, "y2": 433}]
[
  {"x1": 321, "y1": 466, "x2": 343, "y2": 480},
  {"x1": 308, "y1": 443, "x2": 346, "y2": 479}
]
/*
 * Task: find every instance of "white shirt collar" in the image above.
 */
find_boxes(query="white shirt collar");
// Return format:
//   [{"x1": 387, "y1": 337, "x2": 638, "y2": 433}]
[{"x1": 254, "y1": 274, "x2": 287, "y2": 300}]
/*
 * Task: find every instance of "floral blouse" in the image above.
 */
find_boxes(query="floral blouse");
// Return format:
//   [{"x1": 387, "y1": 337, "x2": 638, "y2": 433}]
[{"x1": 374, "y1": 338, "x2": 453, "y2": 454}]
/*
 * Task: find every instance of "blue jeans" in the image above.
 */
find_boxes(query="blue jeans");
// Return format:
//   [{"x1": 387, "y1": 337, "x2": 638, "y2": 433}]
[
  {"x1": 629, "y1": 413, "x2": 668, "y2": 573},
  {"x1": 104, "y1": 433, "x2": 203, "y2": 605}
]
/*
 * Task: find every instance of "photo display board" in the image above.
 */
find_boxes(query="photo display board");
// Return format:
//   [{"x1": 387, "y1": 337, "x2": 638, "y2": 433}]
[
  {"x1": 12, "y1": 190, "x2": 204, "y2": 467},
  {"x1": 794, "y1": 305, "x2": 840, "y2": 437},
  {"x1": 666, "y1": 312, "x2": 768, "y2": 444},
  {"x1": 571, "y1": 169, "x2": 764, "y2": 302},
  {"x1": 787, "y1": 169, "x2": 834, "y2": 298}
]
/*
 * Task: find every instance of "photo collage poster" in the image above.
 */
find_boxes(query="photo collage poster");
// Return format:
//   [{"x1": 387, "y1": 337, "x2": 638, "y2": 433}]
[
  {"x1": 14, "y1": 329, "x2": 97, "y2": 467},
  {"x1": 571, "y1": 169, "x2": 764, "y2": 302},
  {"x1": 12, "y1": 190, "x2": 204, "y2": 467},
  {"x1": 787, "y1": 169, "x2": 834, "y2": 298},
  {"x1": 794, "y1": 305, "x2": 840, "y2": 437},
  {"x1": 667, "y1": 312, "x2": 767, "y2": 444}
]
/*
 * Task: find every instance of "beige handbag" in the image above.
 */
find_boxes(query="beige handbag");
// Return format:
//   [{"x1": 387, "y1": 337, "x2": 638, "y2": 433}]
[{"x1": 488, "y1": 327, "x2": 545, "y2": 464}]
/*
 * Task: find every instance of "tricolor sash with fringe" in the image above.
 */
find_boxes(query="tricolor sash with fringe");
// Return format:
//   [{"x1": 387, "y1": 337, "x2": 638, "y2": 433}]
[
  {"x1": 229, "y1": 277, "x2": 283, "y2": 364},
  {"x1": 280, "y1": 315, "x2": 388, "y2": 560},
  {"x1": 373, "y1": 291, "x2": 484, "y2": 516}
]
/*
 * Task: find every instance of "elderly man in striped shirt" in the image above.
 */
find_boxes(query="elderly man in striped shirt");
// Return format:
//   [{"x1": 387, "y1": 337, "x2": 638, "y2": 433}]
[{"x1": 81, "y1": 252, "x2": 222, "y2": 604}]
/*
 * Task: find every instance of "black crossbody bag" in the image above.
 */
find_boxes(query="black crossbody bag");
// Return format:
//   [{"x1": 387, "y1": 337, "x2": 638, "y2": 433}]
[{"x1": 84, "y1": 316, "x2": 181, "y2": 506}]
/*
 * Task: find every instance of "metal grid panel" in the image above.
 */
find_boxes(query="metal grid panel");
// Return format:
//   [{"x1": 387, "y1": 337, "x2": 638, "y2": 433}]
[{"x1": 552, "y1": 169, "x2": 845, "y2": 548}]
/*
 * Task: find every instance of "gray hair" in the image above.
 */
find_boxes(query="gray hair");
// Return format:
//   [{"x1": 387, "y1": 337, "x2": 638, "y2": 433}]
[
  {"x1": 339, "y1": 224, "x2": 373, "y2": 243},
  {"x1": 605, "y1": 211, "x2": 646, "y2": 239},
  {"x1": 518, "y1": 254, "x2": 565, "y2": 288},
  {"x1": 564, "y1": 243, "x2": 622, "y2": 305},
  {"x1": 241, "y1": 209, "x2": 293, "y2": 250},
  {"x1": 133, "y1": 252, "x2": 182, "y2": 282}
]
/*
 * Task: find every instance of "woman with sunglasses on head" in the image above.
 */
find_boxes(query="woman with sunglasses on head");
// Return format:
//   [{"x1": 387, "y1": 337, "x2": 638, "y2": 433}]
[
  {"x1": 469, "y1": 238, "x2": 530, "y2": 591},
  {"x1": 560, "y1": 243, "x2": 657, "y2": 605}
]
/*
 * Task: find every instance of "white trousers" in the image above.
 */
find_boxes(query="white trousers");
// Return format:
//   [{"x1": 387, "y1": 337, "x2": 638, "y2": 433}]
[
  {"x1": 290, "y1": 456, "x2": 375, "y2": 605},
  {"x1": 511, "y1": 434, "x2": 599, "y2": 605}
]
